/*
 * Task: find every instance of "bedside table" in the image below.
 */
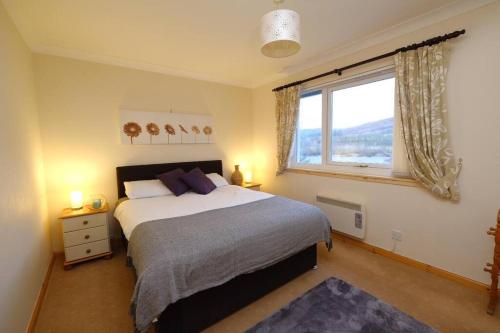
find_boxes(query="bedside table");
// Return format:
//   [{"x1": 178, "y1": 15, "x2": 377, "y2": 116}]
[
  {"x1": 59, "y1": 204, "x2": 112, "y2": 270},
  {"x1": 242, "y1": 182, "x2": 262, "y2": 191}
]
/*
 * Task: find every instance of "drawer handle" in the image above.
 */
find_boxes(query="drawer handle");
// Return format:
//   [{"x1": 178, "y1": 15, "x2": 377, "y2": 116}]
[
  {"x1": 86, "y1": 249, "x2": 92, "y2": 254},
  {"x1": 84, "y1": 235, "x2": 90, "y2": 239},
  {"x1": 83, "y1": 220, "x2": 89, "y2": 225}
]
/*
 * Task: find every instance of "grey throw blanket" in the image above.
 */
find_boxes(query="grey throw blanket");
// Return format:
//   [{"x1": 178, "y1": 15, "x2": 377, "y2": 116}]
[{"x1": 127, "y1": 196, "x2": 332, "y2": 333}]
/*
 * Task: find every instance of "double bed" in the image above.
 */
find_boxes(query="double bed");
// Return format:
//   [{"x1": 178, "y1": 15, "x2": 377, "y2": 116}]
[{"x1": 114, "y1": 160, "x2": 332, "y2": 333}]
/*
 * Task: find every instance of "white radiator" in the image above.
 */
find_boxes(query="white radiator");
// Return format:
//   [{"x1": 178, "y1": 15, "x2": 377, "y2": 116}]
[{"x1": 316, "y1": 193, "x2": 366, "y2": 239}]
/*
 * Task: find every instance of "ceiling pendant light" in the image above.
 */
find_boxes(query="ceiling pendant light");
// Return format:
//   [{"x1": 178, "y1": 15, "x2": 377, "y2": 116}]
[{"x1": 261, "y1": 0, "x2": 301, "y2": 58}]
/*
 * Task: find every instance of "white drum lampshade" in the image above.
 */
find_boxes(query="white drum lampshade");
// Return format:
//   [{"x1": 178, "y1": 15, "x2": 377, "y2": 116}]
[
  {"x1": 261, "y1": 8, "x2": 301, "y2": 58},
  {"x1": 244, "y1": 170, "x2": 253, "y2": 183},
  {"x1": 70, "y1": 191, "x2": 83, "y2": 210}
]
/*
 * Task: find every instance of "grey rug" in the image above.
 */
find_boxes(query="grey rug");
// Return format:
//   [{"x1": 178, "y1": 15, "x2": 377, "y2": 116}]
[{"x1": 246, "y1": 277, "x2": 438, "y2": 333}]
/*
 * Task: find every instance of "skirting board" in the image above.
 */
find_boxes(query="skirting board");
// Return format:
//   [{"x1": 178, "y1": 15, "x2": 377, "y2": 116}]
[
  {"x1": 332, "y1": 231, "x2": 494, "y2": 293},
  {"x1": 26, "y1": 253, "x2": 57, "y2": 333}
]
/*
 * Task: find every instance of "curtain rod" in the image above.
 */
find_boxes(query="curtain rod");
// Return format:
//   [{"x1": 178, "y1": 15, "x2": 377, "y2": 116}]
[{"x1": 272, "y1": 29, "x2": 466, "y2": 92}]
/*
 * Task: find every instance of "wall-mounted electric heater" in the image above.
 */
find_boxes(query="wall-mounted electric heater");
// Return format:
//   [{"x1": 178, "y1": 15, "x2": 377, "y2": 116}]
[{"x1": 316, "y1": 193, "x2": 366, "y2": 239}]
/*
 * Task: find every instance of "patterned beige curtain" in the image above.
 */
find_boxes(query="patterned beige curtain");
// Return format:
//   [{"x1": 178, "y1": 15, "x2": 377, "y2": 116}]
[
  {"x1": 275, "y1": 86, "x2": 300, "y2": 175},
  {"x1": 395, "y1": 43, "x2": 462, "y2": 201}
]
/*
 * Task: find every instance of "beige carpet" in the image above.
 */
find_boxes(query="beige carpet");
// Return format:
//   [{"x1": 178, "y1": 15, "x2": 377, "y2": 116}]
[{"x1": 35, "y1": 240, "x2": 500, "y2": 333}]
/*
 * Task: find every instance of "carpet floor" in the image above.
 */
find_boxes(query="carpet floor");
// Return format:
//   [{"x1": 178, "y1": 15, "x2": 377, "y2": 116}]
[{"x1": 34, "y1": 240, "x2": 500, "y2": 333}]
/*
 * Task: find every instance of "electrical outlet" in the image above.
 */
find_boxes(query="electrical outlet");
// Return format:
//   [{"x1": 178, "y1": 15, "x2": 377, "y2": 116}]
[{"x1": 392, "y1": 230, "x2": 403, "y2": 242}]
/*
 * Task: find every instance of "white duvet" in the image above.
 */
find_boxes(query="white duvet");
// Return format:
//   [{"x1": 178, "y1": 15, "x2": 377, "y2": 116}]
[{"x1": 114, "y1": 185, "x2": 274, "y2": 240}]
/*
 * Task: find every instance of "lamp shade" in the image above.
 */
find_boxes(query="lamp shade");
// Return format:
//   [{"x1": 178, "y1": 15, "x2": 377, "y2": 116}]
[
  {"x1": 244, "y1": 171, "x2": 253, "y2": 183},
  {"x1": 70, "y1": 191, "x2": 83, "y2": 210},
  {"x1": 261, "y1": 9, "x2": 301, "y2": 58}
]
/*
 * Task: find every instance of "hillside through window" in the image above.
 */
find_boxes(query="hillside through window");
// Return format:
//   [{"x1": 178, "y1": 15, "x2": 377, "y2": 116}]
[
  {"x1": 292, "y1": 70, "x2": 395, "y2": 171},
  {"x1": 330, "y1": 77, "x2": 394, "y2": 166},
  {"x1": 297, "y1": 90, "x2": 322, "y2": 164}
]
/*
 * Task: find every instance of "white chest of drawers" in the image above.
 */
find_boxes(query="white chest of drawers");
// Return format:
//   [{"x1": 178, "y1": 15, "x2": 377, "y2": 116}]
[{"x1": 59, "y1": 205, "x2": 112, "y2": 270}]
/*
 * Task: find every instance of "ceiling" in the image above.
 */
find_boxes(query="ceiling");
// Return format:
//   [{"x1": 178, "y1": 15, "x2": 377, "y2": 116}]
[{"x1": 1, "y1": 0, "x2": 489, "y2": 87}]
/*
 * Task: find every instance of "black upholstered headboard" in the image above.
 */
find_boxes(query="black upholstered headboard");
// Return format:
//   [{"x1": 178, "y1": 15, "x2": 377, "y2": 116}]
[{"x1": 116, "y1": 160, "x2": 223, "y2": 199}]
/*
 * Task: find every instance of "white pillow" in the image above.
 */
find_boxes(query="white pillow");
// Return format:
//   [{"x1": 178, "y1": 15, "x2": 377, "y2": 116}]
[
  {"x1": 124, "y1": 179, "x2": 173, "y2": 199},
  {"x1": 206, "y1": 173, "x2": 229, "y2": 187}
]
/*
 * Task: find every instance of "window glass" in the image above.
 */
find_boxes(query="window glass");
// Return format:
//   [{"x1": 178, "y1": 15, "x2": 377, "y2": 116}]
[
  {"x1": 296, "y1": 91, "x2": 322, "y2": 164},
  {"x1": 330, "y1": 78, "x2": 394, "y2": 166}
]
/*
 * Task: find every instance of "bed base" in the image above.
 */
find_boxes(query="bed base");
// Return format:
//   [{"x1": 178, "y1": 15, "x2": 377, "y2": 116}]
[
  {"x1": 121, "y1": 226, "x2": 317, "y2": 333},
  {"x1": 156, "y1": 245, "x2": 317, "y2": 333}
]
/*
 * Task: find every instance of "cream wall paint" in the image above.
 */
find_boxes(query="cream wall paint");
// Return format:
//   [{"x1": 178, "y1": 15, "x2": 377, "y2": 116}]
[
  {"x1": 0, "y1": 3, "x2": 51, "y2": 333},
  {"x1": 33, "y1": 54, "x2": 254, "y2": 251},
  {"x1": 251, "y1": 2, "x2": 500, "y2": 284}
]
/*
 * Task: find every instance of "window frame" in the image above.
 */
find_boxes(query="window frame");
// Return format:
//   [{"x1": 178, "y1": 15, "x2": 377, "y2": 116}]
[
  {"x1": 290, "y1": 87, "x2": 326, "y2": 169},
  {"x1": 290, "y1": 67, "x2": 397, "y2": 176},
  {"x1": 294, "y1": 89, "x2": 324, "y2": 166}
]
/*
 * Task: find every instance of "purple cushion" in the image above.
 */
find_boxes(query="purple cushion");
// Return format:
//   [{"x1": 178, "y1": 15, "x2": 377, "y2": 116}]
[
  {"x1": 157, "y1": 168, "x2": 190, "y2": 196},
  {"x1": 179, "y1": 168, "x2": 216, "y2": 195}
]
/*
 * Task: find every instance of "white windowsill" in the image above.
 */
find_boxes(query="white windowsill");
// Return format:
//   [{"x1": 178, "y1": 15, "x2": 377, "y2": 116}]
[
  {"x1": 286, "y1": 167, "x2": 418, "y2": 187},
  {"x1": 290, "y1": 162, "x2": 393, "y2": 177}
]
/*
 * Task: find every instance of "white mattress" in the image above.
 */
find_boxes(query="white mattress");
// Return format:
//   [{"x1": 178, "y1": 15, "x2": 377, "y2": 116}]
[{"x1": 114, "y1": 185, "x2": 274, "y2": 240}]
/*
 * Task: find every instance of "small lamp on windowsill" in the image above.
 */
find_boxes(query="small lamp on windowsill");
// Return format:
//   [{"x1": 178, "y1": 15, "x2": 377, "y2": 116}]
[{"x1": 70, "y1": 191, "x2": 83, "y2": 210}]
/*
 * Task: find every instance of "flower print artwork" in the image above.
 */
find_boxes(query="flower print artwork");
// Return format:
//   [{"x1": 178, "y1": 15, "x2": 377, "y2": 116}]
[
  {"x1": 192, "y1": 125, "x2": 200, "y2": 143},
  {"x1": 146, "y1": 123, "x2": 160, "y2": 144},
  {"x1": 121, "y1": 110, "x2": 213, "y2": 145},
  {"x1": 203, "y1": 126, "x2": 213, "y2": 143},
  {"x1": 179, "y1": 124, "x2": 188, "y2": 143},
  {"x1": 165, "y1": 124, "x2": 176, "y2": 144},
  {"x1": 123, "y1": 122, "x2": 142, "y2": 144}
]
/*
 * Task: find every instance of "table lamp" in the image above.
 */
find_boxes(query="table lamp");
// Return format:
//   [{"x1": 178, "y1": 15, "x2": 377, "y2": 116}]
[{"x1": 70, "y1": 191, "x2": 83, "y2": 210}]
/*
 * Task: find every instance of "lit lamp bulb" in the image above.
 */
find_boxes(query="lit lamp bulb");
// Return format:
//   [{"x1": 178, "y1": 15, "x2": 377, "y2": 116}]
[
  {"x1": 244, "y1": 171, "x2": 253, "y2": 184},
  {"x1": 70, "y1": 191, "x2": 83, "y2": 210}
]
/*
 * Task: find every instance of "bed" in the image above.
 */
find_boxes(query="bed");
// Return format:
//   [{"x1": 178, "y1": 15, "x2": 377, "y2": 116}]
[{"x1": 115, "y1": 160, "x2": 331, "y2": 333}]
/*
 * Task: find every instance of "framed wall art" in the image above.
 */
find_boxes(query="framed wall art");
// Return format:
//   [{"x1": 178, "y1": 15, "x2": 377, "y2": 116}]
[{"x1": 120, "y1": 110, "x2": 214, "y2": 145}]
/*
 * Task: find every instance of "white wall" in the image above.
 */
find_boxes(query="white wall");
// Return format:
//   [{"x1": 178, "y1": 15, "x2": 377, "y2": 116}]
[
  {"x1": 33, "y1": 55, "x2": 254, "y2": 251},
  {"x1": 0, "y1": 3, "x2": 51, "y2": 333},
  {"x1": 251, "y1": 2, "x2": 500, "y2": 284}
]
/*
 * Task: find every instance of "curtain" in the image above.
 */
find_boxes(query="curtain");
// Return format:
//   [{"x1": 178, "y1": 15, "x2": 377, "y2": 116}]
[
  {"x1": 394, "y1": 42, "x2": 462, "y2": 201},
  {"x1": 392, "y1": 101, "x2": 410, "y2": 178},
  {"x1": 275, "y1": 86, "x2": 300, "y2": 175}
]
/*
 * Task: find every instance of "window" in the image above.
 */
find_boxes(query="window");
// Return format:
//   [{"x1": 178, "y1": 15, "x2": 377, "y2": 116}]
[
  {"x1": 291, "y1": 69, "x2": 399, "y2": 175},
  {"x1": 329, "y1": 77, "x2": 395, "y2": 166},
  {"x1": 296, "y1": 90, "x2": 322, "y2": 164}
]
